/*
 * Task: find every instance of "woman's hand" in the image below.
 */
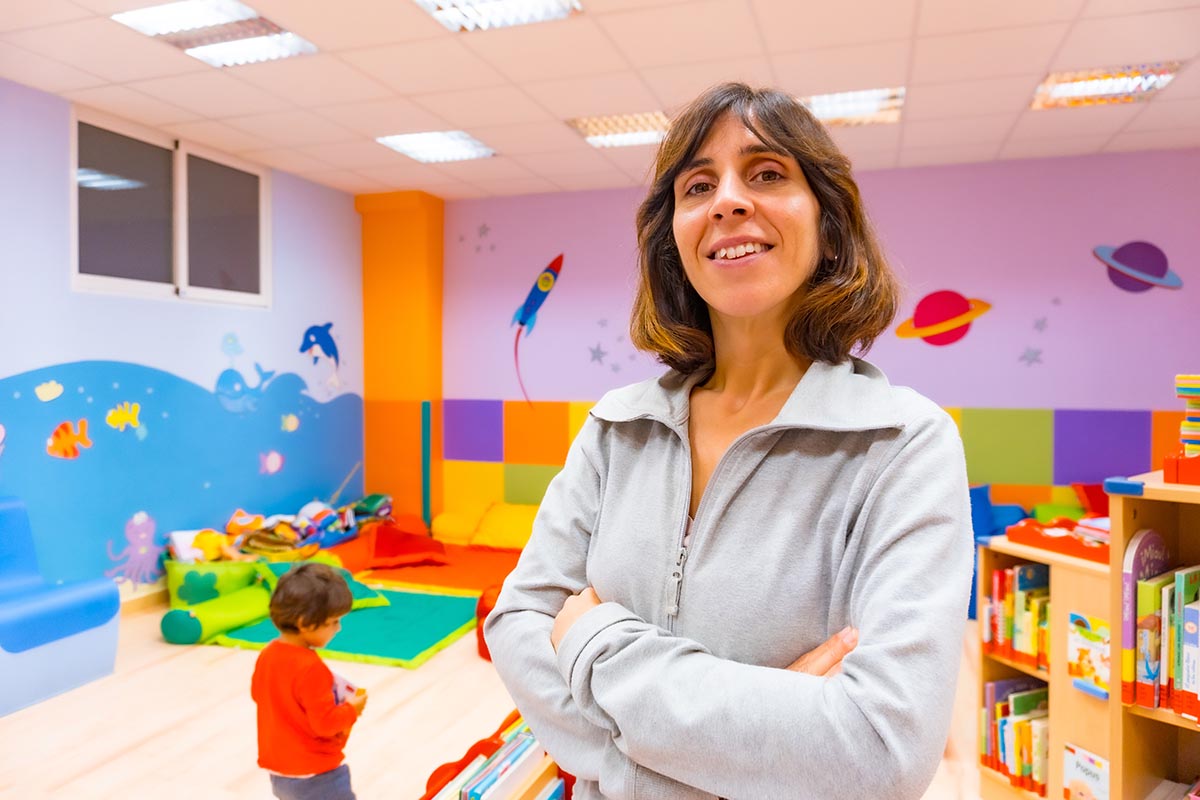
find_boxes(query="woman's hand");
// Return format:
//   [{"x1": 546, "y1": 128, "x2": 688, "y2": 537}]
[
  {"x1": 786, "y1": 627, "x2": 858, "y2": 676},
  {"x1": 551, "y1": 587, "x2": 602, "y2": 651}
]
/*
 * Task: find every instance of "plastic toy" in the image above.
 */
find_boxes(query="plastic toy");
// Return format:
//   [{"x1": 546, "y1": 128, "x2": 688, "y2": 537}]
[
  {"x1": 353, "y1": 493, "x2": 393, "y2": 519},
  {"x1": 1005, "y1": 517, "x2": 1109, "y2": 565}
]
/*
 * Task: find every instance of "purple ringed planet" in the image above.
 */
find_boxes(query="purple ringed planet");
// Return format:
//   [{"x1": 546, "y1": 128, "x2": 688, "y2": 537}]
[
  {"x1": 1093, "y1": 244, "x2": 1182, "y2": 289},
  {"x1": 895, "y1": 298, "x2": 991, "y2": 339}
]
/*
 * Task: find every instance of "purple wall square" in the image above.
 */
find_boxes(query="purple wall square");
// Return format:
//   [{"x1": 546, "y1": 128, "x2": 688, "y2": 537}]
[
  {"x1": 443, "y1": 399, "x2": 504, "y2": 461},
  {"x1": 1053, "y1": 409, "x2": 1151, "y2": 484}
]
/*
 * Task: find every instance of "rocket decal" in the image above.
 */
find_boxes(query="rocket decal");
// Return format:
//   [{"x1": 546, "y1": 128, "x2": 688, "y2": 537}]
[{"x1": 512, "y1": 254, "x2": 563, "y2": 403}]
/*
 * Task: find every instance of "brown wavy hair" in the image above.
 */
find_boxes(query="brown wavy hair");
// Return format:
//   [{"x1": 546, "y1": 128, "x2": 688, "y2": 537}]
[
  {"x1": 630, "y1": 82, "x2": 899, "y2": 375},
  {"x1": 269, "y1": 563, "x2": 353, "y2": 633}
]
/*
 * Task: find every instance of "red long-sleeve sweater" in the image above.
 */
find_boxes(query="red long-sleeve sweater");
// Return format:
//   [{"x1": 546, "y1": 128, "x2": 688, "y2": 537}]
[{"x1": 251, "y1": 640, "x2": 359, "y2": 776}]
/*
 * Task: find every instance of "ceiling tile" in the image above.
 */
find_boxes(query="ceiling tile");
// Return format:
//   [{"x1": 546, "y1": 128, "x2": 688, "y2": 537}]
[
  {"x1": 1104, "y1": 126, "x2": 1200, "y2": 151},
  {"x1": 599, "y1": 144, "x2": 660, "y2": 182},
  {"x1": 64, "y1": 0, "x2": 167, "y2": 12},
  {"x1": 902, "y1": 113, "x2": 1016, "y2": 148},
  {"x1": 363, "y1": 162, "x2": 466, "y2": 186},
  {"x1": 1007, "y1": 103, "x2": 1143, "y2": 139},
  {"x1": 312, "y1": 98, "x2": 450, "y2": 138},
  {"x1": 434, "y1": 156, "x2": 538, "y2": 183},
  {"x1": 398, "y1": 180, "x2": 490, "y2": 199},
  {"x1": 513, "y1": 149, "x2": 618, "y2": 179},
  {"x1": 294, "y1": 140, "x2": 417, "y2": 169},
  {"x1": 246, "y1": 0, "x2": 450, "y2": 50},
  {"x1": 848, "y1": 149, "x2": 900, "y2": 171},
  {"x1": 1162, "y1": 59, "x2": 1200, "y2": 99},
  {"x1": 127, "y1": 72, "x2": 293, "y2": 118},
  {"x1": 1083, "y1": 0, "x2": 1200, "y2": 18},
  {"x1": 596, "y1": 0, "x2": 762, "y2": 69},
  {"x1": 903, "y1": 75, "x2": 1042, "y2": 120},
  {"x1": 231, "y1": 54, "x2": 392, "y2": 107},
  {"x1": 462, "y1": 17, "x2": 630, "y2": 82},
  {"x1": 640, "y1": 57, "x2": 775, "y2": 112},
  {"x1": 1125, "y1": 96, "x2": 1200, "y2": 131},
  {"x1": 64, "y1": 85, "x2": 199, "y2": 126},
  {"x1": 4, "y1": 17, "x2": 207, "y2": 83},
  {"x1": 463, "y1": 121, "x2": 592, "y2": 155},
  {"x1": 549, "y1": 172, "x2": 640, "y2": 191},
  {"x1": 522, "y1": 72, "x2": 660, "y2": 119},
  {"x1": 918, "y1": 0, "x2": 1084, "y2": 36},
  {"x1": 225, "y1": 110, "x2": 358, "y2": 147},
  {"x1": 582, "y1": 0, "x2": 692, "y2": 11},
  {"x1": 166, "y1": 120, "x2": 277, "y2": 153},
  {"x1": 0, "y1": 42, "x2": 106, "y2": 93},
  {"x1": 751, "y1": 0, "x2": 918, "y2": 51},
  {"x1": 998, "y1": 135, "x2": 1111, "y2": 159},
  {"x1": 898, "y1": 143, "x2": 1000, "y2": 167},
  {"x1": 296, "y1": 169, "x2": 389, "y2": 195},
  {"x1": 240, "y1": 148, "x2": 335, "y2": 174},
  {"x1": 340, "y1": 39, "x2": 508, "y2": 95},
  {"x1": 0, "y1": 0, "x2": 92, "y2": 32},
  {"x1": 772, "y1": 41, "x2": 910, "y2": 97},
  {"x1": 1053, "y1": 8, "x2": 1200, "y2": 69},
  {"x1": 413, "y1": 86, "x2": 555, "y2": 128},
  {"x1": 471, "y1": 176, "x2": 561, "y2": 197},
  {"x1": 912, "y1": 24, "x2": 1068, "y2": 84},
  {"x1": 828, "y1": 124, "x2": 903, "y2": 153}
]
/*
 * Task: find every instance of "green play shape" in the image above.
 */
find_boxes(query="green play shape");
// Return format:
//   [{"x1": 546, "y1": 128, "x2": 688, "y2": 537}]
[
  {"x1": 960, "y1": 408, "x2": 1054, "y2": 486},
  {"x1": 503, "y1": 463, "x2": 562, "y2": 505},
  {"x1": 214, "y1": 589, "x2": 478, "y2": 669}
]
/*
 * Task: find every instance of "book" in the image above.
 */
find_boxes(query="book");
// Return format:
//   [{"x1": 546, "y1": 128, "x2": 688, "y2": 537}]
[
  {"x1": 1162, "y1": 581, "x2": 1176, "y2": 709},
  {"x1": 1122, "y1": 528, "x2": 1170, "y2": 703},
  {"x1": 1182, "y1": 600, "x2": 1200, "y2": 720},
  {"x1": 1063, "y1": 742, "x2": 1109, "y2": 800},
  {"x1": 462, "y1": 732, "x2": 537, "y2": 800},
  {"x1": 1137, "y1": 569, "x2": 1179, "y2": 707},
  {"x1": 982, "y1": 677, "x2": 1044, "y2": 766},
  {"x1": 1173, "y1": 566, "x2": 1200, "y2": 713},
  {"x1": 532, "y1": 778, "x2": 565, "y2": 800},
  {"x1": 1029, "y1": 717, "x2": 1049, "y2": 794},
  {"x1": 480, "y1": 742, "x2": 547, "y2": 799},
  {"x1": 331, "y1": 670, "x2": 360, "y2": 704},
  {"x1": 1067, "y1": 611, "x2": 1110, "y2": 700},
  {"x1": 432, "y1": 755, "x2": 488, "y2": 800},
  {"x1": 507, "y1": 754, "x2": 558, "y2": 800}
]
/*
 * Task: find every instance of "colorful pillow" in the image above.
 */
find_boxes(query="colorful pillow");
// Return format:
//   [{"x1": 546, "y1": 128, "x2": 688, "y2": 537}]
[
  {"x1": 432, "y1": 505, "x2": 489, "y2": 545},
  {"x1": 471, "y1": 503, "x2": 539, "y2": 550},
  {"x1": 164, "y1": 558, "x2": 260, "y2": 609}
]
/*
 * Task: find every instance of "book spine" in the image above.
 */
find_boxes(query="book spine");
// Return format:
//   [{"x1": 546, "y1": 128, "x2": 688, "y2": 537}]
[
  {"x1": 1182, "y1": 602, "x2": 1200, "y2": 720},
  {"x1": 1123, "y1": 568, "x2": 1137, "y2": 703}
]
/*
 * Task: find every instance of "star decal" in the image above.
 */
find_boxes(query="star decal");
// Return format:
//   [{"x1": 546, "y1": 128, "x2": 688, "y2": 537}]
[
  {"x1": 1018, "y1": 348, "x2": 1043, "y2": 366},
  {"x1": 1033, "y1": 317, "x2": 1047, "y2": 332},
  {"x1": 478, "y1": 223, "x2": 490, "y2": 238},
  {"x1": 589, "y1": 343, "x2": 608, "y2": 364}
]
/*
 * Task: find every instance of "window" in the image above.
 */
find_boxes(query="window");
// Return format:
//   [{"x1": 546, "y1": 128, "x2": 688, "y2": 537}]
[{"x1": 71, "y1": 109, "x2": 271, "y2": 307}]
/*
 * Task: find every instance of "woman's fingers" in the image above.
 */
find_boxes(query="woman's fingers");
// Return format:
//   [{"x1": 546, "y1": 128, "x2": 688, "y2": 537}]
[{"x1": 786, "y1": 626, "x2": 858, "y2": 674}]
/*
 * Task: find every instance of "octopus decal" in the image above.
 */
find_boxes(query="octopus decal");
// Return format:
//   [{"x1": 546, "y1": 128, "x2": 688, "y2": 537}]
[{"x1": 106, "y1": 511, "x2": 165, "y2": 586}]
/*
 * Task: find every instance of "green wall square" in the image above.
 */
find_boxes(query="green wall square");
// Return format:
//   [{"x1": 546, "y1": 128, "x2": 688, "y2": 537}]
[
  {"x1": 504, "y1": 464, "x2": 563, "y2": 505},
  {"x1": 960, "y1": 408, "x2": 1053, "y2": 486}
]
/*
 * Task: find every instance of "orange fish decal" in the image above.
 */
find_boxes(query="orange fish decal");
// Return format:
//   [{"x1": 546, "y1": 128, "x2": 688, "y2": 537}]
[{"x1": 47, "y1": 419, "x2": 92, "y2": 459}]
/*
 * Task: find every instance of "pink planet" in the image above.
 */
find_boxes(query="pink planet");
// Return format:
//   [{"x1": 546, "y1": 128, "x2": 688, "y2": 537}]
[{"x1": 895, "y1": 290, "x2": 991, "y2": 346}]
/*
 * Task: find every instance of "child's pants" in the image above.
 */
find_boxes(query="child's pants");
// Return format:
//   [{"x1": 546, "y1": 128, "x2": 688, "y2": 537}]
[{"x1": 269, "y1": 764, "x2": 355, "y2": 800}]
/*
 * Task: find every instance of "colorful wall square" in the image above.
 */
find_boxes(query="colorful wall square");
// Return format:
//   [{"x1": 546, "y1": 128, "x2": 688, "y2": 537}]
[
  {"x1": 503, "y1": 401, "x2": 569, "y2": 465},
  {"x1": 443, "y1": 399, "x2": 503, "y2": 462},
  {"x1": 442, "y1": 460, "x2": 504, "y2": 513},
  {"x1": 1052, "y1": 409, "x2": 1151, "y2": 484},
  {"x1": 504, "y1": 464, "x2": 562, "y2": 505},
  {"x1": 568, "y1": 401, "x2": 593, "y2": 445},
  {"x1": 960, "y1": 409, "x2": 1053, "y2": 486},
  {"x1": 1151, "y1": 410, "x2": 1187, "y2": 470}
]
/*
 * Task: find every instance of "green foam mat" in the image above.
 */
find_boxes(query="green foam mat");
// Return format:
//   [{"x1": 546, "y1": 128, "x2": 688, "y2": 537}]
[{"x1": 213, "y1": 588, "x2": 478, "y2": 669}]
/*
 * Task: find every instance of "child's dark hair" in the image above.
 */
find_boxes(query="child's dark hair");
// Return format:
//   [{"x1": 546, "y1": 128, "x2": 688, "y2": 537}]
[{"x1": 269, "y1": 563, "x2": 354, "y2": 634}]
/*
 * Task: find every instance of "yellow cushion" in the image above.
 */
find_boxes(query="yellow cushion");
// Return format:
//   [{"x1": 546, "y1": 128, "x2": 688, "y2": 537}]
[
  {"x1": 431, "y1": 504, "x2": 489, "y2": 545},
  {"x1": 471, "y1": 503, "x2": 539, "y2": 550}
]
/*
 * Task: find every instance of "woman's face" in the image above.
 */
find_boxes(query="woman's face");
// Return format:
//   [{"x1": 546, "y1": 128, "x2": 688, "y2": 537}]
[{"x1": 671, "y1": 113, "x2": 822, "y2": 327}]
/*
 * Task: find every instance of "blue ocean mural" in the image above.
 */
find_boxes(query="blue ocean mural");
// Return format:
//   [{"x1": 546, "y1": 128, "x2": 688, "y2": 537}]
[{"x1": 0, "y1": 360, "x2": 363, "y2": 585}]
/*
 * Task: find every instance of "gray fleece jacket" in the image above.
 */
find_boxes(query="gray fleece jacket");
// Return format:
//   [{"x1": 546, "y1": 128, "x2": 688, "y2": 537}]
[{"x1": 483, "y1": 358, "x2": 973, "y2": 800}]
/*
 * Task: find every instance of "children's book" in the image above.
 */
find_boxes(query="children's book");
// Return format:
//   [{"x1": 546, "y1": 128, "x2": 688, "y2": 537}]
[
  {"x1": 331, "y1": 670, "x2": 359, "y2": 704},
  {"x1": 480, "y1": 742, "x2": 546, "y2": 800},
  {"x1": 1067, "y1": 611, "x2": 1110, "y2": 700},
  {"x1": 462, "y1": 731, "x2": 537, "y2": 800},
  {"x1": 1122, "y1": 528, "x2": 1170, "y2": 703},
  {"x1": 982, "y1": 677, "x2": 1044, "y2": 765},
  {"x1": 1182, "y1": 600, "x2": 1200, "y2": 720},
  {"x1": 1173, "y1": 566, "x2": 1200, "y2": 713},
  {"x1": 1162, "y1": 581, "x2": 1177, "y2": 709},
  {"x1": 1137, "y1": 569, "x2": 1180, "y2": 708},
  {"x1": 1029, "y1": 718, "x2": 1049, "y2": 794},
  {"x1": 1063, "y1": 742, "x2": 1109, "y2": 800},
  {"x1": 507, "y1": 754, "x2": 557, "y2": 800},
  {"x1": 532, "y1": 778, "x2": 565, "y2": 800},
  {"x1": 431, "y1": 755, "x2": 488, "y2": 800}
]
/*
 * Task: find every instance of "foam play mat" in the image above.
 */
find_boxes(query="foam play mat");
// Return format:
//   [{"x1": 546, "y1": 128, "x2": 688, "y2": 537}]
[{"x1": 213, "y1": 588, "x2": 478, "y2": 669}]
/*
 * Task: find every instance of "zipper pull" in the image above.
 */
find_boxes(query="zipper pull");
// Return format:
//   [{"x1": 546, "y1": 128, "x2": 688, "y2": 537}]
[{"x1": 666, "y1": 546, "x2": 689, "y2": 617}]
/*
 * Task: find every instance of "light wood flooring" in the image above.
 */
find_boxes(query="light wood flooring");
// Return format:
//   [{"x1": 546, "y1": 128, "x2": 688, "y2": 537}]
[{"x1": 0, "y1": 605, "x2": 980, "y2": 800}]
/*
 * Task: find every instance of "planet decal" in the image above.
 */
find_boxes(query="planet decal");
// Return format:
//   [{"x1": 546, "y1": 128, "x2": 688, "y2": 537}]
[
  {"x1": 895, "y1": 290, "x2": 991, "y2": 346},
  {"x1": 1092, "y1": 241, "x2": 1182, "y2": 293}
]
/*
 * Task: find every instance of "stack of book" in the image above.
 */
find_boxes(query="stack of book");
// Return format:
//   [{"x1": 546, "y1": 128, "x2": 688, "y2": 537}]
[
  {"x1": 982, "y1": 562, "x2": 1050, "y2": 672},
  {"x1": 980, "y1": 678, "x2": 1049, "y2": 796},
  {"x1": 425, "y1": 717, "x2": 566, "y2": 800}
]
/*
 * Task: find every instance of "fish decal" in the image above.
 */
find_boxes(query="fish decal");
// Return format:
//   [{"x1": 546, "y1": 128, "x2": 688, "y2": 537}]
[
  {"x1": 47, "y1": 419, "x2": 93, "y2": 459},
  {"x1": 281, "y1": 413, "x2": 300, "y2": 432},
  {"x1": 106, "y1": 401, "x2": 141, "y2": 431},
  {"x1": 260, "y1": 450, "x2": 284, "y2": 475},
  {"x1": 511, "y1": 254, "x2": 563, "y2": 403}
]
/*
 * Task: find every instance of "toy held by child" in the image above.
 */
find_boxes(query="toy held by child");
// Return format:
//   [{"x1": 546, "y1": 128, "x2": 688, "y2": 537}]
[{"x1": 251, "y1": 563, "x2": 368, "y2": 800}]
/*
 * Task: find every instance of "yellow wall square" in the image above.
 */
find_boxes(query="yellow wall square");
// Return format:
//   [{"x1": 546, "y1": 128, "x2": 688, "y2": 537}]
[
  {"x1": 442, "y1": 459, "x2": 505, "y2": 514},
  {"x1": 568, "y1": 401, "x2": 593, "y2": 444}
]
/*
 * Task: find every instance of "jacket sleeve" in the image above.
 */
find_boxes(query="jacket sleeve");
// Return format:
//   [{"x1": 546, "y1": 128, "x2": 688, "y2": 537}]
[
  {"x1": 552, "y1": 412, "x2": 973, "y2": 800},
  {"x1": 484, "y1": 415, "x2": 711, "y2": 799},
  {"x1": 295, "y1": 661, "x2": 358, "y2": 738}
]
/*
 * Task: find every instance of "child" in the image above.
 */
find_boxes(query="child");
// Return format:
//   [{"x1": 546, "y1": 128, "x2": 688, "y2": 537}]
[{"x1": 251, "y1": 562, "x2": 368, "y2": 800}]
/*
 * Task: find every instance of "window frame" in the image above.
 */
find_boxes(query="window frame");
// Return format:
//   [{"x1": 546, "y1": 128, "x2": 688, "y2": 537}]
[{"x1": 70, "y1": 106, "x2": 273, "y2": 309}]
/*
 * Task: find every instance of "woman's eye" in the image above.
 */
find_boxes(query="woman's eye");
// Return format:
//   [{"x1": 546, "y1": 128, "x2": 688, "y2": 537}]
[
  {"x1": 686, "y1": 181, "x2": 712, "y2": 195},
  {"x1": 757, "y1": 169, "x2": 782, "y2": 182}
]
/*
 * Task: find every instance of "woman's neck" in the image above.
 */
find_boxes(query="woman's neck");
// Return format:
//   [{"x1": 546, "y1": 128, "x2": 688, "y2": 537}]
[{"x1": 703, "y1": 318, "x2": 810, "y2": 405}]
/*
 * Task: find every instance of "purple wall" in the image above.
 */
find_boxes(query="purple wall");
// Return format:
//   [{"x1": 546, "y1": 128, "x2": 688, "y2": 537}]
[{"x1": 444, "y1": 149, "x2": 1200, "y2": 410}]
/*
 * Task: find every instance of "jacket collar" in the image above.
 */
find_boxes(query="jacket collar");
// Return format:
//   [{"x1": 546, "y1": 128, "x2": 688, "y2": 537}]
[{"x1": 591, "y1": 357, "x2": 907, "y2": 433}]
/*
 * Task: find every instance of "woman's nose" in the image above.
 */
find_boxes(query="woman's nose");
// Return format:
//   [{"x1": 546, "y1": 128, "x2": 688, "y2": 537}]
[{"x1": 709, "y1": 178, "x2": 751, "y2": 220}]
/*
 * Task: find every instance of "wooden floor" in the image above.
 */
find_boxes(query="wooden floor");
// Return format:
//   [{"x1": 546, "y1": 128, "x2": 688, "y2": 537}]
[{"x1": 0, "y1": 606, "x2": 980, "y2": 800}]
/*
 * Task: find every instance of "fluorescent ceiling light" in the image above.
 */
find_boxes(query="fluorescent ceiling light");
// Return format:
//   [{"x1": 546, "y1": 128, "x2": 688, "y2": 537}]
[
  {"x1": 568, "y1": 112, "x2": 670, "y2": 148},
  {"x1": 376, "y1": 131, "x2": 495, "y2": 163},
  {"x1": 799, "y1": 88, "x2": 905, "y2": 126},
  {"x1": 185, "y1": 31, "x2": 317, "y2": 67},
  {"x1": 412, "y1": 0, "x2": 582, "y2": 32},
  {"x1": 77, "y1": 168, "x2": 146, "y2": 191},
  {"x1": 112, "y1": 0, "x2": 257, "y2": 37},
  {"x1": 1032, "y1": 63, "x2": 1180, "y2": 109}
]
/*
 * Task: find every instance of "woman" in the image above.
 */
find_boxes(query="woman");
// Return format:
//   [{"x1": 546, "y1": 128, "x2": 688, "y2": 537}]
[{"x1": 484, "y1": 82, "x2": 972, "y2": 800}]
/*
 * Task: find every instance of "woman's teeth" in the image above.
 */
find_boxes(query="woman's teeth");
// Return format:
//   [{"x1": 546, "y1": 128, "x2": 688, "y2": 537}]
[{"x1": 714, "y1": 242, "x2": 768, "y2": 261}]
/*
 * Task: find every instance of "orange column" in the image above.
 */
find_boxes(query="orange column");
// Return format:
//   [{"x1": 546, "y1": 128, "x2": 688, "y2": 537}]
[{"x1": 356, "y1": 191, "x2": 444, "y2": 525}]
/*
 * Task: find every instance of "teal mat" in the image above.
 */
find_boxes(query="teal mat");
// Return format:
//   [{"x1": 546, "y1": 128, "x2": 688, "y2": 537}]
[{"x1": 214, "y1": 589, "x2": 478, "y2": 669}]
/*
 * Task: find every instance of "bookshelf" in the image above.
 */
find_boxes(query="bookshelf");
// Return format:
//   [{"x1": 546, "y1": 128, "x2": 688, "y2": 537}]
[
  {"x1": 978, "y1": 534, "x2": 1110, "y2": 799},
  {"x1": 1109, "y1": 471, "x2": 1200, "y2": 800}
]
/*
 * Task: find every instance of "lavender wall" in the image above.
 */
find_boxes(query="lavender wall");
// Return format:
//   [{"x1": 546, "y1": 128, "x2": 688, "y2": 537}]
[{"x1": 444, "y1": 150, "x2": 1200, "y2": 410}]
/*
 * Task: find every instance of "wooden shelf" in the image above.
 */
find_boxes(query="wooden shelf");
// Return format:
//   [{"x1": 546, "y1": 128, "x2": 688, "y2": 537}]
[
  {"x1": 983, "y1": 649, "x2": 1049, "y2": 681},
  {"x1": 980, "y1": 765, "x2": 1043, "y2": 800},
  {"x1": 1126, "y1": 704, "x2": 1200, "y2": 732},
  {"x1": 1115, "y1": 470, "x2": 1200, "y2": 505},
  {"x1": 986, "y1": 535, "x2": 1109, "y2": 577}
]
